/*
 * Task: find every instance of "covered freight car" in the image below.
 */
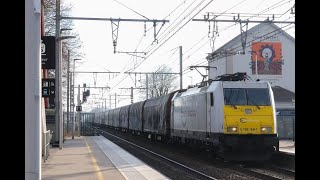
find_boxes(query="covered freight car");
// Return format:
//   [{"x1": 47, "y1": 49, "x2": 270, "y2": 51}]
[
  {"x1": 119, "y1": 105, "x2": 130, "y2": 131},
  {"x1": 128, "y1": 101, "x2": 145, "y2": 134},
  {"x1": 112, "y1": 108, "x2": 121, "y2": 129},
  {"x1": 143, "y1": 91, "x2": 178, "y2": 140}
]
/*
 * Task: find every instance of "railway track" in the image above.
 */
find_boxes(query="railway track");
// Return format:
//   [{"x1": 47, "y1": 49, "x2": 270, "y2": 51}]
[
  {"x1": 95, "y1": 126, "x2": 219, "y2": 180},
  {"x1": 86, "y1": 124, "x2": 294, "y2": 180},
  {"x1": 229, "y1": 164, "x2": 294, "y2": 180}
]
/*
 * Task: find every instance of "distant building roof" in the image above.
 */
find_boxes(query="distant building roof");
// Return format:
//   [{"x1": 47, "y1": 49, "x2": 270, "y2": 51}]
[{"x1": 272, "y1": 86, "x2": 295, "y2": 103}]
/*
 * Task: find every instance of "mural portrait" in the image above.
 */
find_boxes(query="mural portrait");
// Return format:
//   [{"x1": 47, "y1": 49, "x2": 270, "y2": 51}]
[{"x1": 251, "y1": 42, "x2": 282, "y2": 75}]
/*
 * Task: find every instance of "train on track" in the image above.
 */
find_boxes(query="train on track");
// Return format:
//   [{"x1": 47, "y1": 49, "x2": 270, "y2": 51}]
[{"x1": 94, "y1": 73, "x2": 279, "y2": 161}]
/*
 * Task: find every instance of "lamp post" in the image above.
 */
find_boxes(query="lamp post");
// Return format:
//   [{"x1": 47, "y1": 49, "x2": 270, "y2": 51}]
[
  {"x1": 61, "y1": 30, "x2": 73, "y2": 136},
  {"x1": 72, "y1": 58, "x2": 81, "y2": 139},
  {"x1": 66, "y1": 49, "x2": 72, "y2": 135},
  {"x1": 56, "y1": 36, "x2": 76, "y2": 150}
]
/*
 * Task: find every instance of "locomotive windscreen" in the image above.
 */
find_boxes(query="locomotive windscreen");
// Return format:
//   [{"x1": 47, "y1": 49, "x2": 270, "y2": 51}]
[{"x1": 224, "y1": 88, "x2": 271, "y2": 106}]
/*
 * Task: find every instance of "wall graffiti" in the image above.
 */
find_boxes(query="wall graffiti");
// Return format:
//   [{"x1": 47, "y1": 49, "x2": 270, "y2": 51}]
[{"x1": 251, "y1": 42, "x2": 283, "y2": 75}]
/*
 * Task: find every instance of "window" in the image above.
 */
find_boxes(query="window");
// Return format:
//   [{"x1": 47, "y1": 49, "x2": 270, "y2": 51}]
[
  {"x1": 247, "y1": 88, "x2": 271, "y2": 106},
  {"x1": 224, "y1": 88, "x2": 247, "y2": 105},
  {"x1": 223, "y1": 88, "x2": 271, "y2": 106}
]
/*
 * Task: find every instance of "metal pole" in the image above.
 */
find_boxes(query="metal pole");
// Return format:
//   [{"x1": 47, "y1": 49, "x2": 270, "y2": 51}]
[
  {"x1": 152, "y1": 73, "x2": 154, "y2": 97},
  {"x1": 131, "y1": 87, "x2": 133, "y2": 103},
  {"x1": 67, "y1": 50, "x2": 70, "y2": 134},
  {"x1": 293, "y1": 116, "x2": 295, "y2": 143},
  {"x1": 61, "y1": 16, "x2": 169, "y2": 23},
  {"x1": 55, "y1": 0, "x2": 61, "y2": 148},
  {"x1": 105, "y1": 99, "x2": 107, "y2": 111},
  {"x1": 256, "y1": 54, "x2": 258, "y2": 80},
  {"x1": 25, "y1": 0, "x2": 41, "y2": 179},
  {"x1": 59, "y1": 40, "x2": 63, "y2": 148},
  {"x1": 109, "y1": 95, "x2": 111, "y2": 108},
  {"x1": 146, "y1": 74, "x2": 148, "y2": 99},
  {"x1": 72, "y1": 65, "x2": 75, "y2": 139},
  {"x1": 77, "y1": 85, "x2": 80, "y2": 137},
  {"x1": 225, "y1": 51, "x2": 228, "y2": 74},
  {"x1": 179, "y1": 46, "x2": 183, "y2": 89},
  {"x1": 115, "y1": 93, "x2": 117, "y2": 108}
]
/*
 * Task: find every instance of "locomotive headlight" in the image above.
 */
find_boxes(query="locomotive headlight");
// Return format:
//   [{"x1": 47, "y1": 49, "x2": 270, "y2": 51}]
[
  {"x1": 227, "y1": 127, "x2": 237, "y2": 132},
  {"x1": 261, "y1": 127, "x2": 272, "y2": 133}
]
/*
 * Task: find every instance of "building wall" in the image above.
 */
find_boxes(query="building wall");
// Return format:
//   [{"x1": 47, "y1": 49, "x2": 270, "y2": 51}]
[{"x1": 209, "y1": 24, "x2": 295, "y2": 93}]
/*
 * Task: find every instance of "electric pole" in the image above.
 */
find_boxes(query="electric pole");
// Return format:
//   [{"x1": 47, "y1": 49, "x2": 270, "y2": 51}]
[
  {"x1": 55, "y1": 0, "x2": 61, "y2": 147},
  {"x1": 179, "y1": 46, "x2": 183, "y2": 89},
  {"x1": 66, "y1": 50, "x2": 70, "y2": 134}
]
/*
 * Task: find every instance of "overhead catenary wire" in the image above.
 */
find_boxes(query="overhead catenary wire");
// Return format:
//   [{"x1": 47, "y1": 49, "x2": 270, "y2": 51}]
[
  {"x1": 104, "y1": 1, "x2": 190, "y2": 91},
  {"x1": 168, "y1": 0, "x2": 252, "y2": 72},
  {"x1": 133, "y1": 0, "x2": 215, "y2": 71},
  {"x1": 124, "y1": 0, "x2": 208, "y2": 73},
  {"x1": 98, "y1": 0, "x2": 295, "y2": 108},
  {"x1": 217, "y1": 0, "x2": 294, "y2": 33},
  {"x1": 112, "y1": 0, "x2": 149, "y2": 20},
  {"x1": 154, "y1": 0, "x2": 200, "y2": 43},
  {"x1": 114, "y1": 0, "x2": 193, "y2": 75},
  {"x1": 140, "y1": 0, "x2": 205, "y2": 57}
]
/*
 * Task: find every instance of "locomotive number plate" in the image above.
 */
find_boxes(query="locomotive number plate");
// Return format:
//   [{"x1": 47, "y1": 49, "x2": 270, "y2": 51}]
[{"x1": 240, "y1": 127, "x2": 257, "y2": 132}]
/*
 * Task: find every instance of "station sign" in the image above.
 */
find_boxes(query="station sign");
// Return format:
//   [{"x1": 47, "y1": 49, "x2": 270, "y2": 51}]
[
  {"x1": 42, "y1": 78, "x2": 55, "y2": 97},
  {"x1": 41, "y1": 36, "x2": 56, "y2": 69}
]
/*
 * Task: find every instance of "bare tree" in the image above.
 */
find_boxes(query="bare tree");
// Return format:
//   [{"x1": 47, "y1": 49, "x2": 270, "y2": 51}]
[
  {"x1": 43, "y1": 0, "x2": 84, "y2": 109},
  {"x1": 44, "y1": 0, "x2": 84, "y2": 74},
  {"x1": 140, "y1": 65, "x2": 178, "y2": 99}
]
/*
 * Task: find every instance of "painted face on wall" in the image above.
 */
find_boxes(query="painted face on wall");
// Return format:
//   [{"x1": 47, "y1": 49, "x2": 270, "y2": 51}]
[{"x1": 251, "y1": 42, "x2": 282, "y2": 75}]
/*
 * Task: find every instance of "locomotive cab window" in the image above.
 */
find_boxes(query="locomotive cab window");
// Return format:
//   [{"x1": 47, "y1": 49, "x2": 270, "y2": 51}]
[
  {"x1": 224, "y1": 88, "x2": 270, "y2": 106},
  {"x1": 224, "y1": 88, "x2": 247, "y2": 105},
  {"x1": 246, "y1": 88, "x2": 270, "y2": 106}
]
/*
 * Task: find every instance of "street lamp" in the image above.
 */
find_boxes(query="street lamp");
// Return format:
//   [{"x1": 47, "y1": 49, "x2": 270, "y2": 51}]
[
  {"x1": 56, "y1": 35, "x2": 76, "y2": 150},
  {"x1": 72, "y1": 58, "x2": 81, "y2": 139}
]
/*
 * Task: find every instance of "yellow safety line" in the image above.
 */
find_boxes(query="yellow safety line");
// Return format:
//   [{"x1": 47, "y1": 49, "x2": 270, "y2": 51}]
[{"x1": 84, "y1": 137, "x2": 104, "y2": 180}]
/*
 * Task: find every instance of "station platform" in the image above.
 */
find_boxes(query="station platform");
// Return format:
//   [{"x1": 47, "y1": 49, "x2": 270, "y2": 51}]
[
  {"x1": 41, "y1": 136, "x2": 168, "y2": 180},
  {"x1": 279, "y1": 140, "x2": 295, "y2": 155}
]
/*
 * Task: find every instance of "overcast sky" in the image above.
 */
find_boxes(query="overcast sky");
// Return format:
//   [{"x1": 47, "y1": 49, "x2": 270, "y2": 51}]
[{"x1": 64, "y1": 0, "x2": 295, "y2": 110}]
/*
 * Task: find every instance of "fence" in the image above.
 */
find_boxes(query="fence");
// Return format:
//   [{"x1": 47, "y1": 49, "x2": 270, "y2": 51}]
[
  {"x1": 42, "y1": 130, "x2": 52, "y2": 162},
  {"x1": 277, "y1": 109, "x2": 295, "y2": 140}
]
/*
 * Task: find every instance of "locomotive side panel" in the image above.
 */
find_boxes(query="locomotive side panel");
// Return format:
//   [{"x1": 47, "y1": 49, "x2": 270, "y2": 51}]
[
  {"x1": 172, "y1": 91, "x2": 207, "y2": 140},
  {"x1": 208, "y1": 81, "x2": 225, "y2": 133}
]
